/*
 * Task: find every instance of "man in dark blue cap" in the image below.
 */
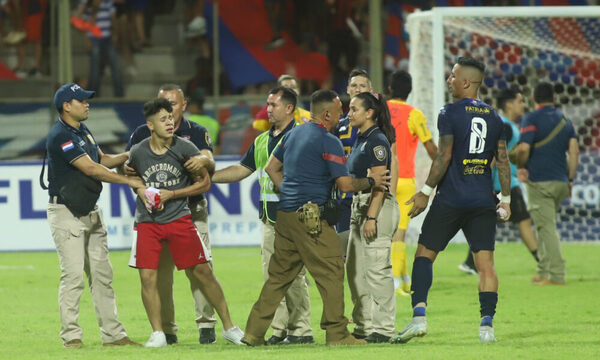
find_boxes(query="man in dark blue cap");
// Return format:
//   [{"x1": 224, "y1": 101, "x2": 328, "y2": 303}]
[{"x1": 45, "y1": 82, "x2": 145, "y2": 348}]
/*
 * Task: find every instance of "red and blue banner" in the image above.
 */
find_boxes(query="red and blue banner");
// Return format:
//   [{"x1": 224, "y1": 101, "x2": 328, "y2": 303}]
[{"x1": 205, "y1": 0, "x2": 330, "y2": 90}]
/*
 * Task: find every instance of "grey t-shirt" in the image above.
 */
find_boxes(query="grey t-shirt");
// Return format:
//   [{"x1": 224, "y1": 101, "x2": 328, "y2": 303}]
[{"x1": 129, "y1": 136, "x2": 201, "y2": 224}]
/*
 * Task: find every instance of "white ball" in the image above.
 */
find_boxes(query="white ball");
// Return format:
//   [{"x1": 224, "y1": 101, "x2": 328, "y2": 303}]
[{"x1": 496, "y1": 207, "x2": 508, "y2": 220}]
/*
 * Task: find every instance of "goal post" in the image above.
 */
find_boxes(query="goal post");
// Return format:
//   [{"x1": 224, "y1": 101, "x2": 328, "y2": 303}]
[{"x1": 405, "y1": 6, "x2": 600, "y2": 242}]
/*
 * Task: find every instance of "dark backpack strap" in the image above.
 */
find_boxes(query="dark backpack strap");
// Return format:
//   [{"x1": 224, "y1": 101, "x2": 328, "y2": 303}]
[{"x1": 39, "y1": 150, "x2": 48, "y2": 190}]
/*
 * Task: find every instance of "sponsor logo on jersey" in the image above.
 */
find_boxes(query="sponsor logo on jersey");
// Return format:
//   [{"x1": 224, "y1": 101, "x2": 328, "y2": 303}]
[{"x1": 87, "y1": 134, "x2": 96, "y2": 145}]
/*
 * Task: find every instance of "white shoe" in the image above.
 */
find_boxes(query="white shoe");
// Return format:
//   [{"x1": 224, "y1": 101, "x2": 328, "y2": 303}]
[
  {"x1": 222, "y1": 326, "x2": 245, "y2": 345},
  {"x1": 391, "y1": 316, "x2": 428, "y2": 344},
  {"x1": 479, "y1": 325, "x2": 497, "y2": 344},
  {"x1": 144, "y1": 331, "x2": 167, "y2": 348}
]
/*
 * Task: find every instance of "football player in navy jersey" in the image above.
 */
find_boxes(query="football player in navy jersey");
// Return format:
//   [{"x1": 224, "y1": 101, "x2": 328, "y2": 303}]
[{"x1": 392, "y1": 57, "x2": 511, "y2": 345}]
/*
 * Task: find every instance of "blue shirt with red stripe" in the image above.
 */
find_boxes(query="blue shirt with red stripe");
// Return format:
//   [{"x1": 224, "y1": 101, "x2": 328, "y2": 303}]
[
  {"x1": 519, "y1": 105, "x2": 576, "y2": 182},
  {"x1": 273, "y1": 121, "x2": 349, "y2": 211}
]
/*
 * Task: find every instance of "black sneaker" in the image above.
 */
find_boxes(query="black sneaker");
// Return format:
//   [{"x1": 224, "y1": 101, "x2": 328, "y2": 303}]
[
  {"x1": 365, "y1": 332, "x2": 391, "y2": 343},
  {"x1": 279, "y1": 335, "x2": 315, "y2": 345},
  {"x1": 351, "y1": 332, "x2": 367, "y2": 340},
  {"x1": 165, "y1": 333, "x2": 178, "y2": 345},
  {"x1": 199, "y1": 328, "x2": 216, "y2": 344},
  {"x1": 266, "y1": 335, "x2": 286, "y2": 345}
]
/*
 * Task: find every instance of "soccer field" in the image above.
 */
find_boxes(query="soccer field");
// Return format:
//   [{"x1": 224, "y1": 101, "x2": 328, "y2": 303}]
[{"x1": 0, "y1": 243, "x2": 598, "y2": 359}]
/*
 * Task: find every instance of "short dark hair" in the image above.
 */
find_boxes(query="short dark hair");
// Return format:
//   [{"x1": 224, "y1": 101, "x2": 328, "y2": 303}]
[
  {"x1": 534, "y1": 82, "x2": 554, "y2": 104},
  {"x1": 496, "y1": 88, "x2": 519, "y2": 111},
  {"x1": 457, "y1": 56, "x2": 485, "y2": 73},
  {"x1": 143, "y1": 98, "x2": 173, "y2": 119},
  {"x1": 310, "y1": 89, "x2": 338, "y2": 113},
  {"x1": 389, "y1": 70, "x2": 412, "y2": 100},
  {"x1": 348, "y1": 68, "x2": 370, "y2": 84},
  {"x1": 269, "y1": 86, "x2": 297, "y2": 112}
]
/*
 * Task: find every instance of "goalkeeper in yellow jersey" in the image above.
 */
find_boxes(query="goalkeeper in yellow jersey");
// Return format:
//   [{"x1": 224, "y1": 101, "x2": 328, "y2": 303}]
[{"x1": 387, "y1": 71, "x2": 437, "y2": 295}]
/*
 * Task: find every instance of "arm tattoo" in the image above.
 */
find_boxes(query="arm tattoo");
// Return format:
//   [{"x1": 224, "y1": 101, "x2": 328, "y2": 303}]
[
  {"x1": 495, "y1": 140, "x2": 511, "y2": 195},
  {"x1": 424, "y1": 134, "x2": 453, "y2": 187},
  {"x1": 351, "y1": 177, "x2": 371, "y2": 192}
]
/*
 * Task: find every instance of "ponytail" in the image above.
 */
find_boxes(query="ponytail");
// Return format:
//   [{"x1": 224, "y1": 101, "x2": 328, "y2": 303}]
[{"x1": 355, "y1": 92, "x2": 395, "y2": 144}]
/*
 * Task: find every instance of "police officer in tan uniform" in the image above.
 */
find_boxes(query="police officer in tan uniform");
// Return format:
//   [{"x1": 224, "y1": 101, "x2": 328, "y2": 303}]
[{"x1": 46, "y1": 83, "x2": 144, "y2": 348}]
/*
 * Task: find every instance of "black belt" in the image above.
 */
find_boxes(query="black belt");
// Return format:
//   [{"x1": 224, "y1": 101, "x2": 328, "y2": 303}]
[{"x1": 49, "y1": 195, "x2": 65, "y2": 204}]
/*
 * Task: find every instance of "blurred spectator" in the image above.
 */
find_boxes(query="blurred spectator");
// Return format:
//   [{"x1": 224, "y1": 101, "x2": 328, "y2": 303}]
[
  {"x1": 263, "y1": 0, "x2": 285, "y2": 50},
  {"x1": 12, "y1": 0, "x2": 46, "y2": 78},
  {"x1": 187, "y1": 87, "x2": 220, "y2": 153},
  {"x1": 113, "y1": 0, "x2": 136, "y2": 76},
  {"x1": 184, "y1": 0, "x2": 209, "y2": 57},
  {"x1": 326, "y1": 0, "x2": 365, "y2": 89},
  {"x1": 76, "y1": 0, "x2": 124, "y2": 97},
  {"x1": 2, "y1": 0, "x2": 26, "y2": 45},
  {"x1": 129, "y1": 0, "x2": 150, "y2": 48},
  {"x1": 185, "y1": 0, "x2": 205, "y2": 38}
]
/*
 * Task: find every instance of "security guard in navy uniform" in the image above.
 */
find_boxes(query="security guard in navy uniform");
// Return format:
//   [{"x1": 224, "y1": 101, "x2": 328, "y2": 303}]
[{"x1": 45, "y1": 83, "x2": 144, "y2": 348}]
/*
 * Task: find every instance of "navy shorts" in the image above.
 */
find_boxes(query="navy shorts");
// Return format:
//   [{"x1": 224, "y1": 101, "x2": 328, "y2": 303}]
[
  {"x1": 419, "y1": 200, "x2": 496, "y2": 252},
  {"x1": 502, "y1": 186, "x2": 530, "y2": 224}
]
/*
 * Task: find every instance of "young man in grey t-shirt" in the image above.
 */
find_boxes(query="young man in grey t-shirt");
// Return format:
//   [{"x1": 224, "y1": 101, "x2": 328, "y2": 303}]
[{"x1": 128, "y1": 98, "x2": 244, "y2": 347}]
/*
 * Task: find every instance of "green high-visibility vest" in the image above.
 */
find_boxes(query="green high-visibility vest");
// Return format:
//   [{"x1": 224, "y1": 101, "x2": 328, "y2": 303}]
[{"x1": 253, "y1": 131, "x2": 284, "y2": 223}]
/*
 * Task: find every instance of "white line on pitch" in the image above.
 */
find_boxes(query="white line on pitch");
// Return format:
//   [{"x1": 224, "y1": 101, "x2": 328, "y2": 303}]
[{"x1": 0, "y1": 265, "x2": 35, "y2": 270}]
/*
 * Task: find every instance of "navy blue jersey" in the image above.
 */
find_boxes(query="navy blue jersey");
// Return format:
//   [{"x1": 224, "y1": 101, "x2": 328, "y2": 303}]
[
  {"x1": 126, "y1": 117, "x2": 213, "y2": 152},
  {"x1": 347, "y1": 126, "x2": 391, "y2": 178},
  {"x1": 435, "y1": 98, "x2": 504, "y2": 208},
  {"x1": 519, "y1": 106, "x2": 576, "y2": 182},
  {"x1": 273, "y1": 122, "x2": 349, "y2": 211},
  {"x1": 46, "y1": 118, "x2": 99, "y2": 197},
  {"x1": 334, "y1": 115, "x2": 359, "y2": 155}
]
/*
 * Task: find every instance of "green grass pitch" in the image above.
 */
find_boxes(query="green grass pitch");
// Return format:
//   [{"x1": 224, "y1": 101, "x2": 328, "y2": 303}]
[{"x1": 0, "y1": 243, "x2": 598, "y2": 359}]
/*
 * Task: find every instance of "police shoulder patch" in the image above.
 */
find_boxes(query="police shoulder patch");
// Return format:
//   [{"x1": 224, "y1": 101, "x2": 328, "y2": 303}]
[{"x1": 373, "y1": 145, "x2": 386, "y2": 161}]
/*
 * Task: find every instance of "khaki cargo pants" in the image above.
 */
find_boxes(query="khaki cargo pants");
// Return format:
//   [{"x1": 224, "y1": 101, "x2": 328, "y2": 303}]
[
  {"x1": 47, "y1": 202, "x2": 127, "y2": 344},
  {"x1": 347, "y1": 192, "x2": 399, "y2": 337}
]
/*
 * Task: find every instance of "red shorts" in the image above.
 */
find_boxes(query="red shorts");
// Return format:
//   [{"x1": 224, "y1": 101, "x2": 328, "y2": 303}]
[{"x1": 135, "y1": 215, "x2": 208, "y2": 270}]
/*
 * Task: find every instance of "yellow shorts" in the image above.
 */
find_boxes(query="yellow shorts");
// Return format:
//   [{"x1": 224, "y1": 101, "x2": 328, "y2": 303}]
[{"x1": 395, "y1": 177, "x2": 416, "y2": 230}]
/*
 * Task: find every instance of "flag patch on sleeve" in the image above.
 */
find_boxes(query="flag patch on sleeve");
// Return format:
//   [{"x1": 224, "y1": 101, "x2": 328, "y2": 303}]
[{"x1": 61, "y1": 141, "x2": 75, "y2": 152}]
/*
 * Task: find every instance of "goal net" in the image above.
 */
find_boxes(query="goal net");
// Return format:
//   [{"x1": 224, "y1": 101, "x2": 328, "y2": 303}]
[{"x1": 405, "y1": 6, "x2": 600, "y2": 242}]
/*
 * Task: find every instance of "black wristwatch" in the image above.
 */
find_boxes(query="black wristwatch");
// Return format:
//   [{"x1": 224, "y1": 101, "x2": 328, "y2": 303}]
[
  {"x1": 367, "y1": 176, "x2": 375, "y2": 187},
  {"x1": 366, "y1": 216, "x2": 377, "y2": 222}
]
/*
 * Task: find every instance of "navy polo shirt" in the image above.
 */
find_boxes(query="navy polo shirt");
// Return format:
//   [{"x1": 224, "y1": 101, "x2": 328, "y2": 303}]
[
  {"x1": 273, "y1": 122, "x2": 349, "y2": 211},
  {"x1": 126, "y1": 117, "x2": 213, "y2": 203},
  {"x1": 46, "y1": 117, "x2": 99, "y2": 197},
  {"x1": 126, "y1": 117, "x2": 213, "y2": 152},
  {"x1": 434, "y1": 98, "x2": 504, "y2": 208},
  {"x1": 519, "y1": 106, "x2": 576, "y2": 182},
  {"x1": 347, "y1": 126, "x2": 391, "y2": 178}
]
